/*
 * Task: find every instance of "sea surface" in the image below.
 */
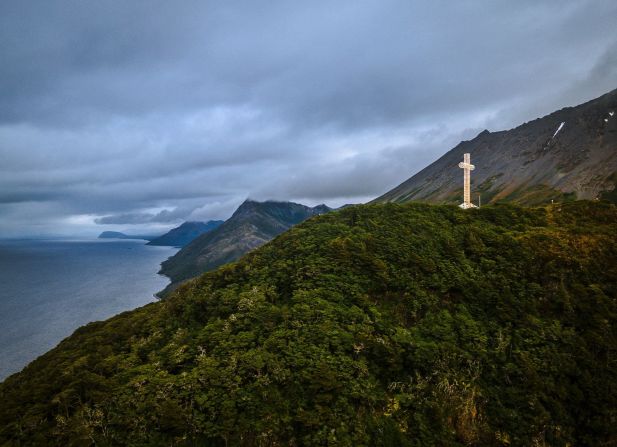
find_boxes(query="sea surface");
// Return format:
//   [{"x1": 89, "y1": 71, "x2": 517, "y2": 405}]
[{"x1": 0, "y1": 239, "x2": 178, "y2": 380}]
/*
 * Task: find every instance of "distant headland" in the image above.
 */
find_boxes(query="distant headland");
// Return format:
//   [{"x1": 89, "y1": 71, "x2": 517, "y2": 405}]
[{"x1": 97, "y1": 231, "x2": 160, "y2": 241}]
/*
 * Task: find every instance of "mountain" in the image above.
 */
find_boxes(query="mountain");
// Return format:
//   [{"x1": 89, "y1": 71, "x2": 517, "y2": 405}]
[
  {"x1": 375, "y1": 88, "x2": 617, "y2": 205},
  {"x1": 159, "y1": 200, "x2": 331, "y2": 289},
  {"x1": 97, "y1": 231, "x2": 159, "y2": 241},
  {"x1": 1, "y1": 201, "x2": 616, "y2": 445},
  {"x1": 146, "y1": 220, "x2": 224, "y2": 247}
]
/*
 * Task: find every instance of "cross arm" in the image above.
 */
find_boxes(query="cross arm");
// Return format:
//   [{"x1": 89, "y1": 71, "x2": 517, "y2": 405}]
[{"x1": 458, "y1": 162, "x2": 475, "y2": 170}]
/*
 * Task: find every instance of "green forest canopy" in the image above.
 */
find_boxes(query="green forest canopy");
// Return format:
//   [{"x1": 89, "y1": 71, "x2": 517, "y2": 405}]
[{"x1": 1, "y1": 201, "x2": 616, "y2": 446}]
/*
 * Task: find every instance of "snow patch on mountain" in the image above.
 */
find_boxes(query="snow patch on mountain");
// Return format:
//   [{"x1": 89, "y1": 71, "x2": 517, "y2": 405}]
[{"x1": 552, "y1": 122, "x2": 565, "y2": 138}]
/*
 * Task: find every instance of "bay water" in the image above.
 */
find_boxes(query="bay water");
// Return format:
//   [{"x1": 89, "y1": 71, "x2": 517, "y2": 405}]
[{"x1": 0, "y1": 239, "x2": 178, "y2": 380}]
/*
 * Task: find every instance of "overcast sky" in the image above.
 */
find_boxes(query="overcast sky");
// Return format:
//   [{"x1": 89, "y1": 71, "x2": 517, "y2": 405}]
[{"x1": 1, "y1": 0, "x2": 616, "y2": 237}]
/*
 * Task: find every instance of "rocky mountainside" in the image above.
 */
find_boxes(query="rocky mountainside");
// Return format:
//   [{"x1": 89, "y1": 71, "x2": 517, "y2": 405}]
[
  {"x1": 2, "y1": 201, "x2": 616, "y2": 445},
  {"x1": 375, "y1": 88, "x2": 617, "y2": 205},
  {"x1": 147, "y1": 220, "x2": 223, "y2": 247},
  {"x1": 159, "y1": 200, "x2": 331, "y2": 289}
]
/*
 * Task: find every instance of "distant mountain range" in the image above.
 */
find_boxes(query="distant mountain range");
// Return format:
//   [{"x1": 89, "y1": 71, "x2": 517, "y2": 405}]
[
  {"x1": 97, "y1": 231, "x2": 160, "y2": 241},
  {"x1": 147, "y1": 221, "x2": 223, "y2": 247},
  {"x1": 159, "y1": 200, "x2": 331, "y2": 293},
  {"x1": 375, "y1": 88, "x2": 617, "y2": 205}
]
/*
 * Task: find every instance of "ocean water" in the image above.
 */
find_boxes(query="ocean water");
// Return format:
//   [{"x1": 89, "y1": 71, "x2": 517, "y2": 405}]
[{"x1": 0, "y1": 239, "x2": 178, "y2": 380}]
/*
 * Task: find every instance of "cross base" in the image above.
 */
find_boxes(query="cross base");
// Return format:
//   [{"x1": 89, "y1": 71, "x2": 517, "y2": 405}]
[{"x1": 459, "y1": 202, "x2": 477, "y2": 209}]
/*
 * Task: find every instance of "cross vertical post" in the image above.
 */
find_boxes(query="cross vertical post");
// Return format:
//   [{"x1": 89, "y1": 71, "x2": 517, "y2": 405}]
[{"x1": 458, "y1": 153, "x2": 476, "y2": 209}]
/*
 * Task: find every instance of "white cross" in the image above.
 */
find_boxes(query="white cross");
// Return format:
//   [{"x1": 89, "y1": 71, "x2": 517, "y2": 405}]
[{"x1": 458, "y1": 153, "x2": 476, "y2": 209}]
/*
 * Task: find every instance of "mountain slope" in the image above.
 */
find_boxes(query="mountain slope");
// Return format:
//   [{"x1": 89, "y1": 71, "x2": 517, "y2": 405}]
[
  {"x1": 375, "y1": 88, "x2": 617, "y2": 205},
  {"x1": 1, "y1": 201, "x2": 616, "y2": 446},
  {"x1": 160, "y1": 200, "x2": 331, "y2": 286},
  {"x1": 147, "y1": 220, "x2": 224, "y2": 247}
]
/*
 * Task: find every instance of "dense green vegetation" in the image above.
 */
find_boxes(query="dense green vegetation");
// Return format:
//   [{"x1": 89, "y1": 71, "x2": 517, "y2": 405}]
[{"x1": 1, "y1": 201, "x2": 616, "y2": 446}]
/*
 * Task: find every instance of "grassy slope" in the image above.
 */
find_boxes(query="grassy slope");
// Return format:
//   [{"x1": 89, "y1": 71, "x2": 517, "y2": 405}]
[{"x1": 1, "y1": 202, "x2": 616, "y2": 446}]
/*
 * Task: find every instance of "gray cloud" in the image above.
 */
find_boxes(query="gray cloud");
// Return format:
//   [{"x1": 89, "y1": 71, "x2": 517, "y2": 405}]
[
  {"x1": 0, "y1": 0, "x2": 616, "y2": 236},
  {"x1": 95, "y1": 210, "x2": 183, "y2": 225}
]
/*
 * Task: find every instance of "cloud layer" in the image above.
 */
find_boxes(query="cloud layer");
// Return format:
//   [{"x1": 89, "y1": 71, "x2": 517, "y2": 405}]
[{"x1": 1, "y1": 0, "x2": 616, "y2": 236}]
